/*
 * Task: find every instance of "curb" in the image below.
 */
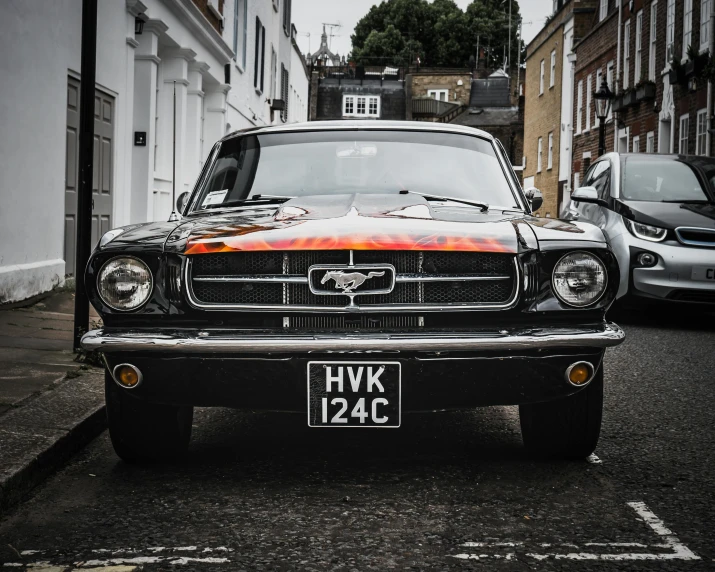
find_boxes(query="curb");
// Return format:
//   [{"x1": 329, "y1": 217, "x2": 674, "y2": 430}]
[{"x1": 0, "y1": 370, "x2": 106, "y2": 515}]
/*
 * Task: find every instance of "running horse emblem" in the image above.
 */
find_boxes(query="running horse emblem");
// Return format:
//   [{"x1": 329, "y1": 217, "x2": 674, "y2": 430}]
[{"x1": 321, "y1": 270, "x2": 386, "y2": 293}]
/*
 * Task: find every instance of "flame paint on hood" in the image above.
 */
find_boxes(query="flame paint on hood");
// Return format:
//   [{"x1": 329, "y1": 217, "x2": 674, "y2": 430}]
[{"x1": 184, "y1": 194, "x2": 522, "y2": 255}]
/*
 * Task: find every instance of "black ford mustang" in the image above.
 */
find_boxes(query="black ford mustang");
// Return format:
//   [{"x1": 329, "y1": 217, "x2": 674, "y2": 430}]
[{"x1": 81, "y1": 121, "x2": 624, "y2": 462}]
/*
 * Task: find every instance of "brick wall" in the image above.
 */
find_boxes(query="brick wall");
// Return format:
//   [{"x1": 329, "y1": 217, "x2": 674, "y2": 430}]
[
  {"x1": 411, "y1": 73, "x2": 472, "y2": 106},
  {"x1": 572, "y1": 0, "x2": 712, "y2": 189}
]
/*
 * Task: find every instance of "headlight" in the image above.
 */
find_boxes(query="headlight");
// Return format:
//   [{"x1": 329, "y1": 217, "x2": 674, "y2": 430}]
[
  {"x1": 625, "y1": 219, "x2": 667, "y2": 242},
  {"x1": 552, "y1": 252, "x2": 608, "y2": 307},
  {"x1": 97, "y1": 257, "x2": 153, "y2": 311}
]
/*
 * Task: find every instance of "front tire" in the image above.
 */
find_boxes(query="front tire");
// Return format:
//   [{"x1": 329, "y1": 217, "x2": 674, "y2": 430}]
[
  {"x1": 519, "y1": 368, "x2": 603, "y2": 460},
  {"x1": 105, "y1": 370, "x2": 193, "y2": 463}
]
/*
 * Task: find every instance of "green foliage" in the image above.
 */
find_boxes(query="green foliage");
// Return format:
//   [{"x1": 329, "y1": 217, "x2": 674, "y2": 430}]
[{"x1": 351, "y1": 0, "x2": 523, "y2": 68}]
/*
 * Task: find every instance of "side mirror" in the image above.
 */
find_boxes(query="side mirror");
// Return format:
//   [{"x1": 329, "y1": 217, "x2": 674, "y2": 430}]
[
  {"x1": 571, "y1": 186, "x2": 608, "y2": 207},
  {"x1": 524, "y1": 187, "x2": 543, "y2": 212},
  {"x1": 176, "y1": 192, "x2": 190, "y2": 214}
]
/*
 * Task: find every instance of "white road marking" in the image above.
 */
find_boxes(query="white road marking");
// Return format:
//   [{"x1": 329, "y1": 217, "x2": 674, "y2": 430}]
[
  {"x1": 587, "y1": 453, "x2": 603, "y2": 464},
  {"x1": 452, "y1": 501, "x2": 700, "y2": 562}
]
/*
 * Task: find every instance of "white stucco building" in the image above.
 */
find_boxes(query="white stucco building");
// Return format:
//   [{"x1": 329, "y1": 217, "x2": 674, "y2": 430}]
[{"x1": 0, "y1": 0, "x2": 308, "y2": 304}]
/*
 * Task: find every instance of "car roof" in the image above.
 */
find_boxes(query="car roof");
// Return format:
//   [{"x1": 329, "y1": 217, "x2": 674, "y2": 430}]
[{"x1": 220, "y1": 120, "x2": 495, "y2": 142}]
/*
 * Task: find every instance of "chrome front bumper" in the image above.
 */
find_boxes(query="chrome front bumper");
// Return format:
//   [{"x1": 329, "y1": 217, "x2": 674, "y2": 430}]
[{"x1": 81, "y1": 323, "x2": 625, "y2": 354}]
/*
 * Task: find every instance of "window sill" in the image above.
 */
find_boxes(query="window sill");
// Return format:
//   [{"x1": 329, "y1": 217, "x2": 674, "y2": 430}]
[
  {"x1": 234, "y1": 60, "x2": 244, "y2": 74},
  {"x1": 255, "y1": 87, "x2": 263, "y2": 95}
]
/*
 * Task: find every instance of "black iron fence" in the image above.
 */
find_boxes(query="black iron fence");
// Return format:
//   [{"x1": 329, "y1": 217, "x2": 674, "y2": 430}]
[{"x1": 313, "y1": 65, "x2": 406, "y2": 83}]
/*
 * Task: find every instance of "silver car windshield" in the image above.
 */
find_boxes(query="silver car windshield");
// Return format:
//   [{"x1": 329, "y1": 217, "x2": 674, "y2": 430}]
[
  {"x1": 622, "y1": 157, "x2": 710, "y2": 202},
  {"x1": 191, "y1": 130, "x2": 520, "y2": 211}
]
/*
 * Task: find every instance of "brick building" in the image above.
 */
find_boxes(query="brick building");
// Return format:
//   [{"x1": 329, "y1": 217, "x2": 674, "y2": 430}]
[
  {"x1": 572, "y1": 0, "x2": 715, "y2": 201},
  {"x1": 524, "y1": 0, "x2": 598, "y2": 217}
]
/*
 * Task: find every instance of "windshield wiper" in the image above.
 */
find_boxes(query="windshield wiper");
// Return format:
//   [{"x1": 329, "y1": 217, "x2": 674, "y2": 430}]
[
  {"x1": 660, "y1": 199, "x2": 713, "y2": 204},
  {"x1": 399, "y1": 189, "x2": 489, "y2": 212},
  {"x1": 201, "y1": 194, "x2": 294, "y2": 210}
]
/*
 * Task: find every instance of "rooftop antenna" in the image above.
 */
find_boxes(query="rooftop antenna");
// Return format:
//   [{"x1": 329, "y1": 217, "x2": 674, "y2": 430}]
[
  {"x1": 168, "y1": 80, "x2": 180, "y2": 222},
  {"x1": 322, "y1": 22, "x2": 341, "y2": 49}
]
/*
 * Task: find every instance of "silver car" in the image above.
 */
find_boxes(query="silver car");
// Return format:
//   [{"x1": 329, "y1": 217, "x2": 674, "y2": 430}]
[{"x1": 567, "y1": 153, "x2": 715, "y2": 304}]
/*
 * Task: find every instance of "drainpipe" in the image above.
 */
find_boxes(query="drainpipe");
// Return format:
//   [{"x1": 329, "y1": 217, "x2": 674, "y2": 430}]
[
  {"x1": 614, "y1": 0, "x2": 623, "y2": 152},
  {"x1": 707, "y1": 6, "x2": 715, "y2": 156}
]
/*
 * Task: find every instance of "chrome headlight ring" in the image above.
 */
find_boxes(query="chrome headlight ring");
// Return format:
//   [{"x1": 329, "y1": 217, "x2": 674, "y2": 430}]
[
  {"x1": 96, "y1": 256, "x2": 153, "y2": 311},
  {"x1": 551, "y1": 251, "x2": 608, "y2": 308}
]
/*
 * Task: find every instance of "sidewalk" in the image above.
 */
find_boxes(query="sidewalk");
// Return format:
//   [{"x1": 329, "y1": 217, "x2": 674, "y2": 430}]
[{"x1": 0, "y1": 290, "x2": 106, "y2": 513}]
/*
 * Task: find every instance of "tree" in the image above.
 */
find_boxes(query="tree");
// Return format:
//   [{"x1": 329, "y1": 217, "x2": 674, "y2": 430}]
[{"x1": 351, "y1": 0, "x2": 523, "y2": 69}]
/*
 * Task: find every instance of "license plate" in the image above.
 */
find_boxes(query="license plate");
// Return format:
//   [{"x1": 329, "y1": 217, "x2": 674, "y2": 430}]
[
  {"x1": 691, "y1": 266, "x2": 715, "y2": 281},
  {"x1": 307, "y1": 361, "x2": 401, "y2": 428}
]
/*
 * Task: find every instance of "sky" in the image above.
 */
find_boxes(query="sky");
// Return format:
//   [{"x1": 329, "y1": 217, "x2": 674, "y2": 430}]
[{"x1": 292, "y1": 0, "x2": 553, "y2": 60}]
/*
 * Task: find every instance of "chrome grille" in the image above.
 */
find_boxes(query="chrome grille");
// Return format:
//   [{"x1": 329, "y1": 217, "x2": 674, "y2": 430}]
[
  {"x1": 675, "y1": 227, "x2": 715, "y2": 247},
  {"x1": 187, "y1": 250, "x2": 519, "y2": 311}
]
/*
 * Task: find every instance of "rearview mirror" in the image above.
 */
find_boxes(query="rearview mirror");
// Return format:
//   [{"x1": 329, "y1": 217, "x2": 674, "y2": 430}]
[
  {"x1": 176, "y1": 191, "x2": 190, "y2": 214},
  {"x1": 524, "y1": 187, "x2": 543, "y2": 212},
  {"x1": 571, "y1": 186, "x2": 608, "y2": 207}
]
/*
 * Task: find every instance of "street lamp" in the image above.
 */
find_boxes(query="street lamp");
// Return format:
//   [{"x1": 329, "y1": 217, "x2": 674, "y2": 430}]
[{"x1": 593, "y1": 77, "x2": 614, "y2": 157}]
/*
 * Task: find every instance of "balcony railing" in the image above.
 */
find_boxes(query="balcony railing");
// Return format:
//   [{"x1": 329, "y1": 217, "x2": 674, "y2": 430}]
[
  {"x1": 314, "y1": 65, "x2": 406, "y2": 83},
  {"x1": 411, "y1": 97, "x2": 462, "y2": 122}
]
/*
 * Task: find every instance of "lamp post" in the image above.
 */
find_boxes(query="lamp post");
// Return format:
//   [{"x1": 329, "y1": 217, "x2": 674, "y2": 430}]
[{"x1": 593, "y1": 77, "x2": 614, "y2": 157}]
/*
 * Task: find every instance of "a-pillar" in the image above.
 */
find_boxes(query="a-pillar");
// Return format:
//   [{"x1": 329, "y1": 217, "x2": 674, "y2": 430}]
[
  {"x1": 185, "y1": 61, "x2": 209, "y2": 191},
  {"x1": 203, "y1": 84, "x2": 231, "y2": 150},
  {"x1": 156, "y1": 48, "x2": 196, "y2": 221},
  {"x1": 131, "y1": 18, "x2": 166, "y2": 223}
]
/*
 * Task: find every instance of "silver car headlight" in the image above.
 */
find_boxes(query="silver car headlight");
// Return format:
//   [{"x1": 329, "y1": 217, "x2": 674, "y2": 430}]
[
  {"x1": 97, "y1": 256, "x2": 153, "y2": 311},
  {"x1": 625, "y1": 219, "x2": 667, "y2": 242},
  {"x1": 552, "y1": 252, "x2": 608, "y2": 308}
]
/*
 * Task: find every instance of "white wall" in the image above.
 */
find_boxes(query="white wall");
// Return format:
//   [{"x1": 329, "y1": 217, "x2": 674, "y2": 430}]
[
  {"x1": 290, "y1": 40, "x2": 309, "y2": 123},
  {"x1": 558, "y1": 16, "x2": 575, "y2": 189}
]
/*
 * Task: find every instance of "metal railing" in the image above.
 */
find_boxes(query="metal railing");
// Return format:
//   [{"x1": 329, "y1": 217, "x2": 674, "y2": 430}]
[
  {"x1": 313, "y1": 65, "x2": 406, "y2": 83},
  {"x1": 411, "y1": 97, "x2": 462, "y2": 122}
]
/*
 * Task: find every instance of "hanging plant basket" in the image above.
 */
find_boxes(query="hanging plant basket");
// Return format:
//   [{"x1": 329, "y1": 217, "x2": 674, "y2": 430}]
[{"x1": 635, "y1": 82, "x2": 656, "y2": 102}]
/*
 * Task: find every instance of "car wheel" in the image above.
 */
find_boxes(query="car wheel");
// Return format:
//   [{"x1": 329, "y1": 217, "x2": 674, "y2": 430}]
[
  {"x1": 519, "y1": 367, "x2": 603, "y2": 460},
  {"x1": 105, "y1": 370, "x2": 193, "y2": 463}
]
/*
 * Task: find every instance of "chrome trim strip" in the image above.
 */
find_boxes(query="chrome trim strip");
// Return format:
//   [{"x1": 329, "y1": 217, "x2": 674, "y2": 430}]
[
  {"x1": 81, "y1": 323, "x2": 625, "y2": 353},
  {"x1": 193, "y1": 275, "x2": 309, "y2": 283},
  {"x1": 395, "y1": 274, "x2": 511, "y2": 282},
  {"x1": 675, "y1": 226, "x2": 715, "y2": 247},
  {"x1": 185, "y1": 257, "x2": 521, "y2": 312}
]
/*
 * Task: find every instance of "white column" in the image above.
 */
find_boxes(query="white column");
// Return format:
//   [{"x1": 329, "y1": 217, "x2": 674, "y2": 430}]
[
  {"x1": 131, "y1": 19, "x2": 166, "y2": 223},
  {"x1": 204, "y1": 84, "x2": 231, "y2": 152},
  {"x1": 154, "y1": 48, "x2": 195, "y2": 221},
  {"x1": 185, "y1": 61, "x2": 209, "y2": 192}
]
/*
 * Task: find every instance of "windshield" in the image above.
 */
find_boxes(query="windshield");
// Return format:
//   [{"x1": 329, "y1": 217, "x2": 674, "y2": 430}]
[
  {"x1": 190, "y1": 130, "x2": 519, "y2": 211},
  {"x1": 621, "y1": 157, "x2": 710, "y2": 202}
]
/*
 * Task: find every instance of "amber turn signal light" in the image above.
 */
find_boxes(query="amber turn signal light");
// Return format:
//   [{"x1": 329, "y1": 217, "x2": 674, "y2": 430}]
[
  {"x1": 113, "y1": 364, "x2": 143, "y2": 388},
  {"x1": 565, "y1": 362, "x2": 594, "y2": 387}
]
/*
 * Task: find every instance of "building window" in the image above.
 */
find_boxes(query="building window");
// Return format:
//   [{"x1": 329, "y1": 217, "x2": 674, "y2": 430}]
[
  {"x1": 576, "y1": 80, "x2": 583, "y2": 134},
  {"x1": 683, "y1": 0, "x2": 693, "y2": 60},
  {"x1": 649, "y1": 1, "x2": 657, "y2": 80},
  {"x1": 600, "y1": 0, "x2": 608, "y2": 21},
  {"x1": 606, "y1": 62, "x2": 614, "y2": 120},
  {"x1": 270, "y1": 47, "x2": 277, "y2": 100},
  {"x1": 623, "y1": 21, "x2": 631, "y2": 89},
  {"x1": 696, "y1": 109, "x2": 708, "y2": 155},
  {"x1": 632, "y1": 135, "x2": 640, "y2": 153},
  {"x1": 635, "y1": 11, "x2": 643, "y2": 84},
  {"x1": 540, "y1": 60, "x2": 545, "y2": 94},
  {"x1": 547, "y1": 132, "x2": 554, "y2": 169},
  {"x1": 254, "y1": 17, "x2": 266, "y2": 92},
  {"x1": 679, "y1": 114, "x2": 690, "y2": 154},
  {"x1": 595, "y1": 69, "x2": 602, "y2": 127},
  {"x1": 701, "y1": 0, "x2": 712, "y2": 53},
  {"x1": 343, "y1": 95, "x2": 380, "y2": 118},
  {"x1": 537, "y1": 137, "x2": 543, "y2": 172},
  {"x1": 283, "y1": 0, "x2": 292, "y2": 36},
  {"x1": 646, "y1": 131, "x2": 655, "y2": 152},
  {"x1": 666, "y1": 0, "x2": 675, "y2": 64},
  {"x1": 280, "y1": 64, "x2": 289, "y2": 122},
  {"x1": 427, "y1": 89, "x2": 449, "y2": 101},
  {"x1": 233, "y1": 0, "x2": 248, "y2": 69},
  {"x1": 550, "y1": 50, "x2": 556, "y2": 88},
  {"x1": 586, "y1": 74, "x2": 592, "y2": 131}
]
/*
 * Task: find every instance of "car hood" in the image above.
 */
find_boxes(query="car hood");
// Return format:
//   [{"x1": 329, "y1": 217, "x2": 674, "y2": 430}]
[
  {"x1": 159, "y1": 193, "x2": 602, "y2": 255},
  {"x1": 616, "y1": 199, "x2": 715, "y2": 230}
]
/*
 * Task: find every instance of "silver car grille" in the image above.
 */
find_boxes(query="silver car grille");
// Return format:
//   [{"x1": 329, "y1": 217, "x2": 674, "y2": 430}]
[{"x1": 187, "y1": 250, "x2": 519, "y2": 312}]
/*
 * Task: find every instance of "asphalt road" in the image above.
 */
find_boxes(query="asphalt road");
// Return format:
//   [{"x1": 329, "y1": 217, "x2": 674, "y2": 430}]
[{"x1": 1, "y1": 306, "x2": 714, "y2": 571}]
